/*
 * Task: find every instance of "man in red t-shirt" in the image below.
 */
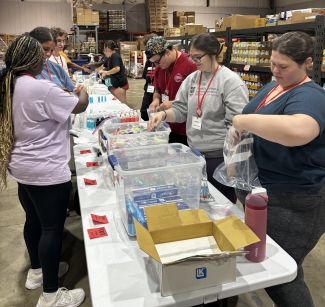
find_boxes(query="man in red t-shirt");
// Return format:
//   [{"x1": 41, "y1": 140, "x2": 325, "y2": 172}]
[{"x1": 146, "y1": 36, "x2": 197, "y2": 145}]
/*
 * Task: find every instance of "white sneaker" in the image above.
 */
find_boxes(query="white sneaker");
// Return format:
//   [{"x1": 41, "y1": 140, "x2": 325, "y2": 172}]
[
  {"x1": 26, "y1": 262, "x2": 69, "y2": 290},
  {"x1": 36, "y1": 288, "x2": 85, "y2": 307}
]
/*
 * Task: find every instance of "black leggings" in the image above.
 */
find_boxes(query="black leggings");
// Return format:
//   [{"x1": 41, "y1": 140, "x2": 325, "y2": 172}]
[
  {"x1": 18, "y1": 181, "x2": 71, "y2": 293},
  {"x1": 236, "y1": 184, "x2": 325, "y2": 307}
]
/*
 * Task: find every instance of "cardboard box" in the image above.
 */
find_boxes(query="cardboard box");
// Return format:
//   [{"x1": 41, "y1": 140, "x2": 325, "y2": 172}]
[
  {"x1": 187, "y1": 16, "x2": 195, "y2": 23},
  {"x1": 291, "y1": 12, "x2": 317, "y2": 23},
  {"x1": 173, "y1": 11, "x2": 184, "y2": 18},
  {"x1": 277, "y1": 19, "x2": 292, "y2": 25},
  {"x1": 77, "y1": 15, "x2": 85, "y2": 25},
  {"x1": 135, "y1": 204, "x2": 260, "y2": 296},
  {"x1": 231, "y1": 14, "x2": 260, "y2": 29},
  {"x1": 215, "y1": 17, "x2": 232, "y2": 31},
  {"x1": 164, "y1": 27, "x2": 181, "y2": 37},
  {"x1": 91, "y1": 11, "x2": 99, "y2": 16},
  {"x1": 91, "y1": 15, "x2": 99, "y2": 23},
  {"x1": 84, "y1": 15, "x2": 92, "y2": 24},
  {"x1": 84, "y1": 9, "x2": 92, "y2": 15},
  {"x1": 255, "y1": 18, "x2": 266, "y2": 27},
  {"x1": 185, "y1": 11, "x2": 195, "y2": 16},
  {"x1": 181, "y1": 25, "x2": 207, "y2": 35},
  {"x1": 217, "y1": 46, "x2": 227, "y2": 63},
  {"x1": 73, "y1": 7, "x2": 83, "y2": 17}
]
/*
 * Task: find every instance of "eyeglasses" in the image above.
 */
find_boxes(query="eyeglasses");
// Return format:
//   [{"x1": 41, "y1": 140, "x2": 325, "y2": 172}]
[
  {"x1": 150, "y1": 53, "x2": 164, "y2": 65},
  {"x1": 57, "y1": 40, "x2": 66, "y2": 45},
  {"x1": 187, "y1": 53, "x2": 207, "y2": 63}
]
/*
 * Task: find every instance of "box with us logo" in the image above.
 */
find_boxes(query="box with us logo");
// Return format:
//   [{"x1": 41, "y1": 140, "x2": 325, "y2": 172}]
[{"x1": 134, "y1": 203, "x2": 259, "y2": 296}]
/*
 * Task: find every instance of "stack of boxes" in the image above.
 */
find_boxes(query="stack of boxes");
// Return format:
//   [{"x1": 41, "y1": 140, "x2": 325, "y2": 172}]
[
  {"x1": 0, "y1": 34, "x2": 17, "y2": 47},
  {"x1": 108, "y1": 10, "x2": 127, "y2": 30},
  {"x1": 74, "y1": 8, "x2": 99, "y2": 26},
  {"x1": 99, "y1": 10, "x2": 108, "y2": 29},
  {"x1": 80, "y1": 37, "x2": 96, "y2": 53},
  {"x1": 185, "y1": 11, "x2": 195, "y2": 23},
  {"x1": 173, "y1": 11, "x2": 186, "y2": 27},
  {"x1": 118, "y1": 41, "x2": 138, "y2": 75},
  {"x1": 145, "y1": 0, "x2": 168, "y2": 32}
]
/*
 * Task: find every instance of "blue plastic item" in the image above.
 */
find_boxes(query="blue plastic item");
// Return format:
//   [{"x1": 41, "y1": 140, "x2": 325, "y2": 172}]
[{"x1": 71, "y1": 59, "x2": 88, "y2": 74}]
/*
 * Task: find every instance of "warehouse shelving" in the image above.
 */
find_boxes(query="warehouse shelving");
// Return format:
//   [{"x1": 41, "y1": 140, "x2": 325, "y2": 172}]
[{"x1": 165, "y1": 15, "x2": 325, "y2": 86}]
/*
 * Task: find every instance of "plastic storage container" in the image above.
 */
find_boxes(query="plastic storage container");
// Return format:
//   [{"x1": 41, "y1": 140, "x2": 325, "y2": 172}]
[
  {"x1": 102, "y1": 120, "x2": 171, "y2": 152},
  {"x1": 108, "y1": 143, "x2": 206, "y2": 236}
]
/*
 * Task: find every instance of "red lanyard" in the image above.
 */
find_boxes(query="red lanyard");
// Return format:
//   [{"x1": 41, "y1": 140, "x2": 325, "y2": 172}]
[
  {"x1": 41, "y1": 62, "x2": 52, "y2": 81},
  {"x1": 52, "y1": 55, "x2": 63, "y2": 68},
  {"x1": 149, "y1": 63, "x2": 154, "y2": 84},
  {"x1": 196, "y1": 65, "x2": 219, "y2": 117},
  {"x1": 255, "y1": 75, "x2": 308, "y2": 113},
  {"x1": 19, "y1": 72, "x2": 36, "y2": 79},
  {"x1": 164, "y1": 51, "x2": 179, "y2": 95}
]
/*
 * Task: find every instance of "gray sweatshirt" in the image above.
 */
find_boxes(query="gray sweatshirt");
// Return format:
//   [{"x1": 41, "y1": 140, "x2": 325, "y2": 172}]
[{"x1": 172, "y1": 65, "x2": 249, "y2": 158}]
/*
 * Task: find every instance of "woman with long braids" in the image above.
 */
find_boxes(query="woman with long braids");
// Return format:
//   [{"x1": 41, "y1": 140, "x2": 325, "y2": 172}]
[{"x1": 0, "y1": 35, "x2": 88, "y2": 307}]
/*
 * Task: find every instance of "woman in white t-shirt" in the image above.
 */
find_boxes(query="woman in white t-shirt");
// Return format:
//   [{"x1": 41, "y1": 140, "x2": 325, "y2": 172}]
[{"x1": 48, "y1": 27, "x2": 69, "y2": 76}]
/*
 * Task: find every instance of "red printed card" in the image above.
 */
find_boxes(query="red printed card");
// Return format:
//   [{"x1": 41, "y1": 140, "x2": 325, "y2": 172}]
[
  {"x1": 84, "y1": 178, "x2": 97, "y2": 185},
  {"x1": 91, "y1": 214, "x2": 109, "y2": 224},
  {"x1": 87, "y1": 227, "x2": 108, "y2": 239},
  {"x1": 86, "y1": 162, "x2": 99, "y2": 167},
  {"x1": 80, "y1": 150, "x2": 91, "y2": 154}
]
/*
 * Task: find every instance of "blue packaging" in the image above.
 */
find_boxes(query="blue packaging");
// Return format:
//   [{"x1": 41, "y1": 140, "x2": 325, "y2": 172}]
[
  {"x1": 134, "y1": 195, "x2": 182, "y2": 206},
  {"x1": 132, "y1": 185, "x2": 178, "y2": 202}
]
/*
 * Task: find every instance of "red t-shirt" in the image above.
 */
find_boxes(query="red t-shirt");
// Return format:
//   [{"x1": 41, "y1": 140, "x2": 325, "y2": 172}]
[{"x1": 154, "y1": 52, "x2": 197, "y2": 136}]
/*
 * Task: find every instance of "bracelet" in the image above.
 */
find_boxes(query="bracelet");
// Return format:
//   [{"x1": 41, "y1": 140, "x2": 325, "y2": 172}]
[{"x1": 162, "y1": 110, "x2": 167, "y2": 121}]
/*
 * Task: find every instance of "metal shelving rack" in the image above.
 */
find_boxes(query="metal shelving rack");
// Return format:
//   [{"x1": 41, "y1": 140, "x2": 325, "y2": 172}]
[
  {"x1": 165, "y1": 15, "x2": 325, "y2": 85},
  {"x1": 73, "y1": 25, "x2": 99, "y2": 59}
]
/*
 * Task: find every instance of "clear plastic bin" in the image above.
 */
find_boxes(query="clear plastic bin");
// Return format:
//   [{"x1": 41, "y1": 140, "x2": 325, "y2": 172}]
[
  {"x1": 108, "y1": 144, "x2": 206, "y2": 236},
  {"x1": 101, "y1": 120, "x2": 171, "y2": 152}
]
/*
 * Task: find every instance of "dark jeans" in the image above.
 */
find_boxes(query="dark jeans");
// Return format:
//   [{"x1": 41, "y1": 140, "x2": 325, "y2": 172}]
[
  {"x1": 169, "y1": 131, "x2": 188, "y2": 146},
  {"x1": 18, "y1": 181, "x2": 71, "y2": 292},
  {"x1": 236, "y1": 184, "x2": 325, "y2": 307},
  {"x1": 206, "y1": 157, "x2": 236, "y2": 203}
]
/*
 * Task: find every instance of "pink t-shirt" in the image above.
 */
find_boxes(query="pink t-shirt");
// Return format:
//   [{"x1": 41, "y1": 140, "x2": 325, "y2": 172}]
[{"x1": 8, "y1": 76, "x2": 78, "y2": 185}]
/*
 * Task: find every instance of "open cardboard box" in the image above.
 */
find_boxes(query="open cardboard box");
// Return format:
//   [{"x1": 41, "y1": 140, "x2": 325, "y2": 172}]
[{"x1": 135, "y1": 203, "x2": 259, "y2": 296}]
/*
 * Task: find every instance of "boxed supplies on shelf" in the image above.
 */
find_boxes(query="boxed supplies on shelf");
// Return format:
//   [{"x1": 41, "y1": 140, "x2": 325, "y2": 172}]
[
  {"x1": 108, "y1": 143, "x2": 206, "y2": 236},
  {"x1": 255, "y1": 18, "x2": 266, "y2": 27},
  {"x1": 164, "y1": 27, "x2": 181, "y2": 37},
  {"x1": 180, "y1": 25, "x2": 207, "y2": 35},
  {"x1": 291, "y1": 12, "x2": 318, "y2": 23},
  {"x1": 102, "y1": 121, "x2": 171, "y2": 152},
  {"x1": 135, "y1": 204, "x2": 260, "y2": 296},
  {"x1": 231, "y1": 14, "x2": 260, "y2": 29}
]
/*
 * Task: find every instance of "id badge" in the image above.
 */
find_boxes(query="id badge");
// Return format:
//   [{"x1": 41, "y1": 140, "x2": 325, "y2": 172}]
[
  {"x1": 147, "y1": 85, "x2": 154, "y2": 93},
  {"x1": 192, "y1": 116, "x2": 202, "y2": 130},
  {"x1": 162, "y1": 94, "x2": 169, "y2": 102}
]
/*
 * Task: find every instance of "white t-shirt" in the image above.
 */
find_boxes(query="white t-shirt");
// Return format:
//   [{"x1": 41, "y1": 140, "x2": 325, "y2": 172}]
[
  {"x1": 49, "y1": 54, "x2": 69, "y2": 76},
  {"x1": 8, "y1": 76, "x2": 78, "y2": 185}
]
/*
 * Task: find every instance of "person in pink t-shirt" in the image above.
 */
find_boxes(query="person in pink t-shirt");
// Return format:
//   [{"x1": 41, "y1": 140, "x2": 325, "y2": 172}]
[{"x1": 0, "y1": 35, "x2": 88, "y2": 307}]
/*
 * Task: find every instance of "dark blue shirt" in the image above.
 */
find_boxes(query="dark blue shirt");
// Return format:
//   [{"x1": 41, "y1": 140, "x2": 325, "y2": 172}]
[{"x1": 242, "y1": 81, "x2": 325, "y2": 193}]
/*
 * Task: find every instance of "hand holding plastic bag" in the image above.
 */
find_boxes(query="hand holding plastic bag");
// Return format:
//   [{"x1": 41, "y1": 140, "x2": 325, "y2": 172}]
[{"x1": 213, "y1": 127, "x2": 261, "y2": 191}]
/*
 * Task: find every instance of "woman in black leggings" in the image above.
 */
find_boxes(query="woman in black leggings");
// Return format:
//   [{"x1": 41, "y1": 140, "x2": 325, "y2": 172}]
[{"x1": 1, "y1": 35, "x2": 89, "y2": 307}]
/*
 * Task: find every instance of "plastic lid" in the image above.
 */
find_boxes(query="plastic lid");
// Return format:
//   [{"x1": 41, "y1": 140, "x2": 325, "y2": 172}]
[{"x1": 251, "y1": 187, "x2": 267, "y2": 197}]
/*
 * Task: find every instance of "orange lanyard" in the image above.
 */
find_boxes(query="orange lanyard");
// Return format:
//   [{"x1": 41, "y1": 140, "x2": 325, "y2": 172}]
[
  {"x1": 164, "y1": 51, "x2": 179, "y2": 95},
  {"x1": 52, "y1": 55, "x2": 63, "y2": 68},
  {"x1": 196, "y1": 65, "x2": 219, "y2": 117},
  {"x1": 41, "y1": 62, "x2": 52, "y2": 81},
  {"x1": 255, "y1": 75, "x2": 308, "y2": 113}
]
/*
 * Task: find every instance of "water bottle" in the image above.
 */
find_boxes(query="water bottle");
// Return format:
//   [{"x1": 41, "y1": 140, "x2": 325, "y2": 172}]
[{"x1": 244, "y1": 187, "x2": 268, "y2": 262}]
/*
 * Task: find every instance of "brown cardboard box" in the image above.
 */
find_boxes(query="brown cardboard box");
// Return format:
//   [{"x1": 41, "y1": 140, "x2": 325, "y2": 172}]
[
  {"x1": 181, "y1": 25, "x2": 207, "y2": 35},
  {"x1": 291, "y1": 12, "x2": 317, "y2": 23},
  {"x1": 215, "y1": 17, "x2": 232, "y2": 31},
  {"x1": 217, "y1": 46, "x2": 227, "y2": 63},
  {"x1": 91, "y1": 11, "x2": 99, "y2": 16},
  {"x1": 187, "y1": 16, "x2": 195, "y2": 23},
  {"x1": 231, "y1": 14, "x2": 260, "y2": 29},
  {"x1": 255, "y1": 18, "x2": 266, "y2": 27},
  {"x1": 185, "y1": 11, "x2": 195, "y2": 16},
  {"x1": 164, "y1": 27, "x2": 181, "y2": 37},
  {"x1": 91, "y1": 15, "x2": 99, "y2": 23},
  {"x1": 277, "y1": 19, "x2": 292, "y2": 25},
  {"x1": 84, "y1": 15, "x2": 92, "y2": 24},
  {"x1": 73, "y1": 7, "x2": 83, "y2": 17},
  {"x1": 77, "y1": 15, "x2": 85, "y2": 25},
  {"x1": 135, "y1": 204, "x2": 259, "y2": 297},
  {"x1": 84, "y1": 9, "x2": 92, "y2": 15},
  {"x1": 173, "y1": 11, "x2": 184, "y2": 18}
]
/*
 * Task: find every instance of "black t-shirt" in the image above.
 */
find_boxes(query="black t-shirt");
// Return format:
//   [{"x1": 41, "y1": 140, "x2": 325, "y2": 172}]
[{"x1": 103, "y1": 52, "x2": 127, "y2": 88}]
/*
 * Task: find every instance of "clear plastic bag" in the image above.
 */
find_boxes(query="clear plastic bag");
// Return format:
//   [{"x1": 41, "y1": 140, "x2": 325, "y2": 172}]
[{"x1": 213, "y1": 127, "x2": 261, "y2": 191}]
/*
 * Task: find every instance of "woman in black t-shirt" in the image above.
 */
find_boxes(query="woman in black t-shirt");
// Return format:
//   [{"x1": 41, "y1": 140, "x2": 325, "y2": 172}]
[{"x1": 99, "y1": 40, "x2": 128, "y2": 104}]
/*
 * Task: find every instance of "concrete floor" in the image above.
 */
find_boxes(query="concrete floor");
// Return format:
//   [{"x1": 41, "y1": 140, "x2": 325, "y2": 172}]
[{"x1": 1, "y1": 77, "x2": 325, "y2": 307}]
